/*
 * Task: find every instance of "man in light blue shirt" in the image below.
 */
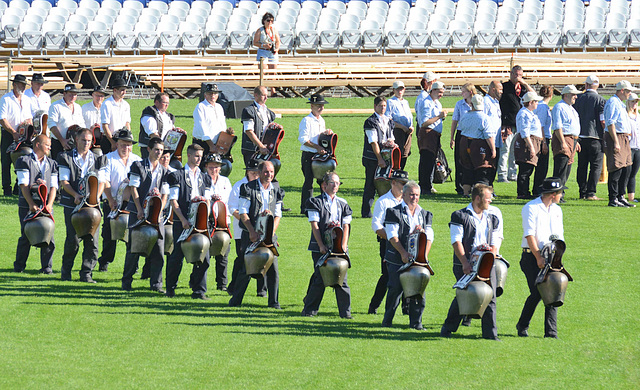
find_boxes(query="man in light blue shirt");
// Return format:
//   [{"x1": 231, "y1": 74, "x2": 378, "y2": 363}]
[
  {"x1": 551, "y1": 85, "x2": 581, "y2": 201},
  {"x1": 417, "y1": 81, "x2": 447, "y2": 195},
  {"x1": 386, "y1": 81, "x2": 413, "y2": 169}
]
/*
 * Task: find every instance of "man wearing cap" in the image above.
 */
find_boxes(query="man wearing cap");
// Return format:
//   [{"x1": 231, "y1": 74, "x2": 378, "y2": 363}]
[
  {"x1": 241, "y1": 85, "x2": 276, "y2": 166},
  {"x1": 24, "y1": 73, "x2": 51, "y2": 115},
  {"x1": 193, "y1": 84, "x2": 231, "y2": 158},
  {"x1": 227, "y1": 158, "x2": 266, "y2": 297},
  {"x1": 499, "y1": 65, "x2": 533, "y2": 183},
  {"x1": 48, "y1": 84, "x2": 84, "y2": 161},
  {"x1": 516, "y1": 177, "x2": 565, "y2": 339},
  {"x1": 604, "y1": 80, "x2": 636, "y2": 207},
  {"x1": 416, "y1": 81, "x2": 447, "y2": 195},
  {"x1": 440, "y1": 183, "x2": 501, "y2": 340},
  {"x1": 204, "y1": 152, "x2": 233, "y2": 291},
  {"x1": 97, "y1": 128, "x2": 142, "y2": 273},
  {"x1": 139, "y1": 93, "x2": 176, "y2": 160},
  {"x1": 550, "y1": 85, "x2": 582, "y2": 202},
  {"x1": 415, "y1": 72, "x2": 438, "y2": 134},
  {"x1": 301, "y1": 171, "x2": 353, "y2": 319},
  {"x1": 386, "y1": 81, "x2": 413, "y2": 170},
  {"x1": 82, "y1": 86, "x2": 108, "y2": 129},
  {"x1": 165, "y1": 143, "x2": 213, "y2": 299},
  {"x1": 362, "y1": 96, "x2": 396, "y2": 218},
  {"x1": 368, "y1": 169, "x2": 408, "y2": 314},
  {"x1": 298, "y1": 94, "x2": 333, "y2": 214},
  {"x1": 484, "y1": 81, "x2": 503, "y2": 186},
  {"x1": 13, "y1": 134, "x2": 58, "y2": 274},
  {"x1": 100, "y1": 78, "x2": 131, "y2": 155},
  {"x1": 0, "y1": 74, "x2": 33, "y2": 196},
  {"x1": 514, "y1": 91, "x2": 544, "y2": 199},
  {"x1": 58, "y1": 128, "x2": 107, "y2": 282},
  {"x1": 121, "y1": 136, "x2": 169, "y2": 292},
  {"x1": 575, "y1": 75, "x2": 606, "y2": 201}
]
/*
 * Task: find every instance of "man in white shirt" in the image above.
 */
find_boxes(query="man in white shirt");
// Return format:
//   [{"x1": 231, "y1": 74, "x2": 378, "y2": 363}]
[
  {"x1": 48, "y1": 84, "x2": 84, "y2": 161},
  {"x1": 139, "y1": 92, "x2": 176, "y2": 159},
  {"x1": 24, "y1": 73, "x2": 51, "y2": 116},
  {"x1": 192, "y1": 83, "x2": 230, "y2": 158},
  {"x1": 100, "y1": 77, "x2": 131, "y2": 155},
  {"x1": 517, "y1": 177, "x2": 565, "y2": 339},
  {"x1": 82, "y1": 85, "x2": 108, "y2": 129},
  {"x1": 0, "y1": 74, "x2": 32, "y2": 196},
  {"x1": 298, "y1": 94, "x2": 333, "y2": 214},
  {"x1": 97, "y1": 129, "x2": 141, "y2": 272}
]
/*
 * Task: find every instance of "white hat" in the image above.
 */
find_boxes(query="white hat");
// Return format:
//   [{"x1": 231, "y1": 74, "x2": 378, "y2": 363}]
[
  {"x1": 616, "y1": 80, "x2": 638, "y2": 91},
  {"x1": 392, "y1": 80, "x2": 405, "y2": 89},
  {"x1": 561, "y1": 85, "x2": 581, "y2": 95},
  {"x1": 422, "y1": 71, "x2": 438, "y2": 82},
  {"x1": 430, "y1": 81, "x2": 445, "y2": 90},
  {"x1": 628, "y1": 92, "x2": 639, "y2": 101},
  {"x1": 522, "y1": 91, "x2": 543, "y2": 103},
  {"x1": 585, "y1": 74, "x2": 599, "y2": 84},
  {"x1": 471, "y1": 94, "x2": 484, "y2": 110}
]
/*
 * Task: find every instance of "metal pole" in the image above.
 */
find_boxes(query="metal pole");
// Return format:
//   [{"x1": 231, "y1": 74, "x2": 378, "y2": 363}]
[
  {"x1": 6, "y1": 57, "x2": 11, "y2": 93},
  {"x1": 161, "y1": 54, "x2": 165, "y2": 93},
  {"x1": 259, "y1": 57, "x2": 264, "y2": 86}
]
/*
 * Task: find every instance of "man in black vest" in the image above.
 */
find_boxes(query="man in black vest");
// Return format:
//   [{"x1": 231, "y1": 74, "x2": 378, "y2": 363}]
[
  {"x1": 440, "y1": 184, "x2": 501, "y2": 340},
  {"x1": 139, "y1": 93, "x2": 175, "y2": 159},
  {"x1": 58, "y1": 128, "x2": 107, "y2": 282},
  {"x1": 382, "y1": 181, "x2": 433, "y2": 330},
  {"x1": 229, "y1": 160, "x2": 284, "y2": 309},
  {"x1": 575, "y1": 75, "x2": 606, "y2": 200},
  {"x1": 241, "y1": 85, "x2": 276, "y2": 166},
  {"x1": 301, "y1": 172, "x2": 353, "y2": 319},
  {"x1": 165, "y1": 143, "x2": 212, "y2": 299},
  {"x1": 362, "y1": 96, "x2": 395, "y2": 218},
  {"x1": 122, "y1": 137, "x2": 169, "y2": 292},
  {"x1": 14, "y1": 134, "x2": 58, "y2": 274}
]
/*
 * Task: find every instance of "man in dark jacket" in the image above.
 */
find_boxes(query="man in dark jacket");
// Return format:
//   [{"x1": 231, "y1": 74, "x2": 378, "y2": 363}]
[{"x1": 139, "y1": 93, "x2": 175, "y2": 159}]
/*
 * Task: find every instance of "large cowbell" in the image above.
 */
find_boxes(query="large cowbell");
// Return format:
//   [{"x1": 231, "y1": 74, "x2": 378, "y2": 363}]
[
  {"x1": 163, "y1": 206, "x2": 174, "y2": 255},
  {"x1": 181, "y1": 201, "x2": 211, "y2": 264},
  {"x1": 494, "y1": 255, "x2": 510, "y2": 297},
  {"x1": 536, "y1": 239, "x2": 572, "y2": 307},
  {"x1": 455, "y1": 249, "x2": 495, "y2": 318},
  {"x1": 252, "y1": 122, "x2": 285, "y2": 176},
  {"x1": 374, "y1": 145, "x2": 401, "y2": 196},
  {"x1": 244, "y1": 212, "x2": 279, "y2": 279},
  {"x1": 110, "y1": 212, "x2": 129, "y2": 242},
  {"x1": 130, "y1": 196, "x2": 163, "y2": 257},
  {"x1": 209, "y1": 200, "x2": 231, "y2": 257},
  {"x1": 311, "y1": 132, "x2": 338, "y2": 180},
  {"x1": 71, "y1": 174, "x2": 102, "y2": 239},
  {"x1": 398, "y1": 231, "x2": 434, "y2": 298},
  {"x1": 8, "y1": 123, "x2": 37, "y2": 164},
  {"x1": 317, "y1": 226, "x2": 350, "y2": 287},
  {"x1": 24, "y1": 183, "x2": 55, "y2": 248},
  {"x1": 163, "y1": 129, "x2": 187, "y2": 169}
]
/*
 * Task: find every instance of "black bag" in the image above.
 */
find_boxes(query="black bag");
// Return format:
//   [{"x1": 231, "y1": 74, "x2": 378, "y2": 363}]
[{"x1": 433, "y1": 147, "x2": 452, "y2": 184}]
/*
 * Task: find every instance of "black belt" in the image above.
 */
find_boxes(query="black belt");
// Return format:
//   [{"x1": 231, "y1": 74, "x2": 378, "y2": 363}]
[{"x1": 523, "y1": 248, "x2": 532, "y2": 253}]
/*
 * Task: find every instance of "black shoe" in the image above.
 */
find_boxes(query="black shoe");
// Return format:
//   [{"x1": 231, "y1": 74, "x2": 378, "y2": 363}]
[
  {"x1": 61, "y1": 275, "x2": 71, "y2": 281},
  {"x1": 341, "y1": 314, "x2": 353, "y2": 320},
  {"x1": 301, "y1": 311, "x2": 315, "y2": 317},
  {"x1": 367, "y1": 307, "x2": 377, "y2": 314},
  {"x1": 3, "y1": 189, "x2": 11, "y2": 196},
  {"x1": 165, "y1": 289, "x2": 176, "y2": 298},
  {"x1": 282, "y1": 207, "x2": 291, "y2": 212},
  {"x1": 13, "y1": 268, "x2": 24, "y2": 273},
  {"x1": 217, "y1": 286, "x2": 227, "y2": 291},
  {"x1": 516, "y1": 324, "x2": 529, "y2": 337},
  {"x1": 440, "y1": 326, "x2": 452, "y2": 338},
  {"x1": 151, "y1": 287, "x2": 166, "y2": 294},
  {"x1": 256, "y1": 292, "x2": 267, "y2": 297},
  {"x1": 461, "y1": 316, "x2": 471, "y2": 326},
  {"x1": 608, "y1": 199, "x2": 627, "y2": 207},
  {"x1": 411, "y1": 324, "x2": 425, "y2": 330},
  {"x1": 40, "y1": 269, "x2": 53, "y2": 275},
  {"x1": 122, "y1": 284, "x2": 132, "y2": 291},
  {"x1": 98, "y1": 263, "x2": 108, "y2": 272},
  {"x1": 191, "y1": 294, "x2": 210, "y2": 300},
  {"x1": 80, "y1": 276, "x2": 97, "y2": 284},
  {"x1": 485, "y1": 336, "x2": 502, "y2": 341},
  {"x1": 361, "y1": 214, "x2": 372, "y2": 218},
  {"x1": 619, "y1": 198, "x2": 636, "y2": 208},
  {"x1": 558, "y1": 198, "x2": 566, "y2": 204},
  {"x1": 269, "y1": 304, "x2": 282, "y2": 310},
  {"x1": 517, "y1": 194, "x2": 533, "y2": 200},
  {"x1": 12, "y1": 185, "x2": 19, "y2": 196},
  {"x1": 544, "y1": 334, "x2": 558, "y2": 339}
]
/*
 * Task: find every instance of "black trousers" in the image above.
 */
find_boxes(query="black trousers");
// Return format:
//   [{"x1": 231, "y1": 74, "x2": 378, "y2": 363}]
[
  {"x1": 627, "y1": 149, "x2": 640, "y2": 194},
  {"x1": 2, "y1": 130, "x2": 14, "y2": 194},
  {"x1": 139, "y1": 146, "x2": 149, "y2": 160},
  {"x1": 228, "y1": 238, "x2": 266, "y2": 295},
  {"x1": 211, "y1": 245, "x2": 230, "y2": 289},
  {"x1": 300, "y1": 151, "x2": 316, "y2": 214},
  {"x1": 577, "y1": 138, "x2": 604, "y2": 198},
  {"x1": 453, "y1": 131, "x2": 463, "y2": 194},
  {"x1": 61, "y1": 207, "x2": 99, "y2": 280},
  {"x1": 14, "y1": 207, "x2": 55, "y2": 272},
  {"x1": 229, "y1": 232, "x2": 279, "y2": 307},
  {"x1": 608, "y1": 166, "x2": 630, "y2": 202},
  {"x1": 474, "y1": 167, "x2": 495, "y2": 186},
  {"x1": 418, "y1": 149, "x2": 436, "y2": 195},
  {"x1": 165, "y1": 223, "x2": 209, "y2": 297},
  {"x1": 368, "y1": 238, "x2": 388, "y2": 312},
  {"x1": 517, "y1": 162, "x2": 535, "y2": 197},
  {"x1": 302, "y1": 252, "x2": 351, "y2": 317},
  {"x1": 361, "y1": 157, "x2": 377, "y2": 218},
  {"x1": 50, "y1": 138, "x2": 66, "y2": 164},
  {"x1": 100, "y1": 136, "x2": 113, "y2": 156},
  {"x1": 382, "y1": 262, "x2": 426, "y2": 328},
  {"x1": 122, "y1": 226, "x2": 164, "y2": 290},
  {"x1": 517, "y1": 251, "x2": 558, "y2": 337},
  {"x1": 553, "y1": 154, "x2": 572, "y2": 186},
  {"x1": 98, "y1": 200, "x2": 119, "y2": 267},
  {"x1": 442, "y1": 264, "x2": 498, "y2": 339},
  {"x1": 533, "y1": 140, "x2": 550, "y2": 196}
]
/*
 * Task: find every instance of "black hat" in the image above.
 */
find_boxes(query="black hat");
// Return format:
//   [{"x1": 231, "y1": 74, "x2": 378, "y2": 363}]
[
  {"x1": 203, "y1": 83, "x2": 221, "y2": 93},
  {"x1": 112, "y1": 128, "x2": 137, "y2": 144},
  {"x1": 203, "y1": 153, "x2": 223, "y2": 166},
  {"x1": 539, "y1": 177, "x2": 567, "y2": 194},
  {"x1": 110, "y1": 77, "x2": 127, "y2": 89},
  {"x1": 244, "y1": 159, "x2": 260, "y2": 171},
  {"x1": 31, "y1": 73, "x2": 48, "y2": 84},
  {"x1": 307, "y1": 94, "x2": 329, "y2": 105},
  {"x1": 10, "y1": 74, "x2": 28, "y2": 84},
  {"x1": 91, "y1": 85, "x2": 109, "y2": 96},
  {"x1": 63, "y1": 84, "x2": 80, "y2": 93},
  {"x1": 390, "y1": 170, "x2": 409, "y2": 183}
]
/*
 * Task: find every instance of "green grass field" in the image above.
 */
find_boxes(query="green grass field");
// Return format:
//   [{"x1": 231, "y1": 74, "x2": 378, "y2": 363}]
[{"x1": 0, "y1": 95, "x2": 637, "y2": 389}]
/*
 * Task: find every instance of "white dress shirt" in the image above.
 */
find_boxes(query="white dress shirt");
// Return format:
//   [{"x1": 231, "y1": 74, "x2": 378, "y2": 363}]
[
  {"x1": 82, "y1": 101, "x2": 101, "y2": 128},
  {"x1": 100, "y1": 96, "x2": 131, "y2": 134},
  {"x1": 0, "y1": 91, "x2": 32, "y2": 129},
  {"x1": 47, "y1": 99, "x2": 84, "y2": 140},
  {"x1": 385, "y1": 201, "x2": 434, "y2": 242},
  {"x1": 307, "y1": 192, "x2": 352, "y2": 225},
  {"x1": 521, "y1": 197, "x2": 564, "y2": 249},
  {"x1": 24, "y1": 88, "x2": 51, "y2": 115},
  {"x1": 140, "y1": 110, "x2": 173, "y2": 143},
  {"x1": 298, "y1": 112, "x2": 326, "y2": 152},
  {"x1": 192, "y1": 99, "x2": 227, "y2": 143},
  {"x1": 371, "y1": 190, "x2": 402, "y2": 232},
  {"x1": 102, "y1": 150, "x2": 141, "y2": 199},
  {"x1": 449, "y1": 204, "x2": 500, "y2": 251}
]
